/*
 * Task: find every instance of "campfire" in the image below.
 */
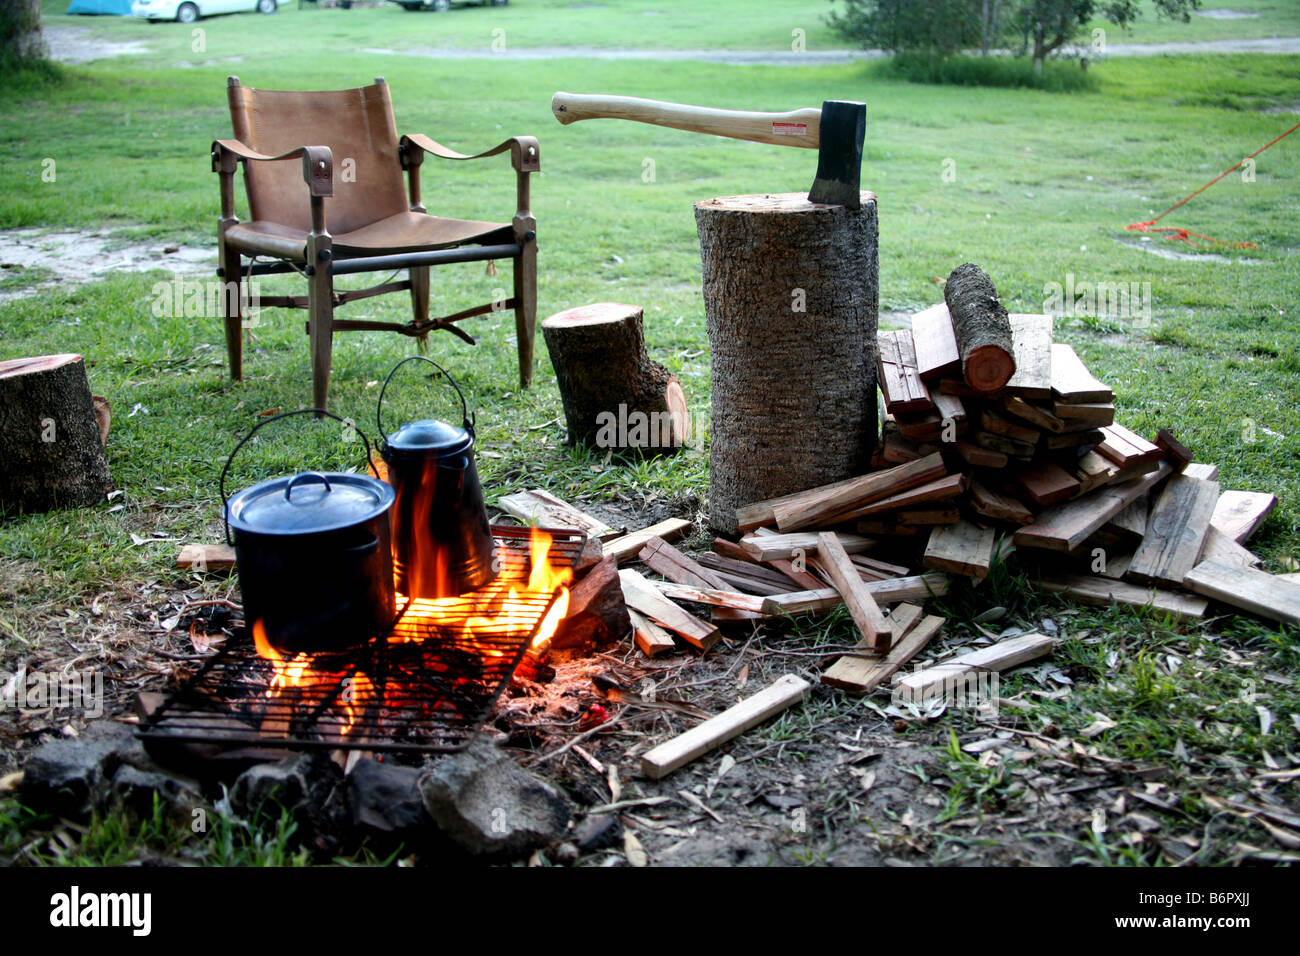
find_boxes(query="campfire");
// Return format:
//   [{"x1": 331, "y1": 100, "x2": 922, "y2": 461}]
[{"x1": 139, "y1": 526, "x2": 593, "y2": 755}]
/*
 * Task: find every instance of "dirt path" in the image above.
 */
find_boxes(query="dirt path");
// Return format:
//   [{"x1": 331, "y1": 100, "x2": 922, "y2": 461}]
[{"x1": 45, "y1": 24, "x2": 1300, "y2": 67}]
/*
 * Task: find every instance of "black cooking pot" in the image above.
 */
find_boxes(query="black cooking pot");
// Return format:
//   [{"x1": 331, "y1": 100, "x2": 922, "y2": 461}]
[
  {"x1": 221, "y1": 410, "x2": 397, "y2": 655},
  {"x1": 377, "y1": 357, "x2": 496, "y2": 599}
]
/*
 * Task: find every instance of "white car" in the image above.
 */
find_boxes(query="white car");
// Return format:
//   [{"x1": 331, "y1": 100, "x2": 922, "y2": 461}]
[{"x1": 132, "y1": 0, "x2": 277, "y2": 23}]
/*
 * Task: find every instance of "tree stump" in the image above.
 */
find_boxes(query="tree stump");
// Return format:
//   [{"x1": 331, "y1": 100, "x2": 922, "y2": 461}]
[
  {"x1": 695, "y1": 193, "x2": 879, "y2": 533},
  {"x1": 0, "y1": 354, "x2": 113, "y2": 514},
  {"x1": 542, "y1": 302, "x2": 689, "y2": 452}
]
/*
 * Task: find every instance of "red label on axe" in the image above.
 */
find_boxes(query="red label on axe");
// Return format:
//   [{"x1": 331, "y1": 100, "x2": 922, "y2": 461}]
[{"x1": 771, "y1": 122, "x2": 808, "y2": 136}]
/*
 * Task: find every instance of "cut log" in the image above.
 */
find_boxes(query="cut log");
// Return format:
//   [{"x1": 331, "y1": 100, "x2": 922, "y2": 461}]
[
  {"x1": 944, "y1": 263, "x2": 1016, "y2": 393},
  {"x1": 640, "y1": 674, "x2": 811, "y2": 779},
  {"x1": 893, "y1": 633, "x2": 1053, "y2": 700},
  {"x1": 764, "y1": 452, "x2": 947, "y2": 531},
  {"x1": 1014, "y1": 464, "x2": 1169, "y2": 553},
  {"x1": 497, "y1": 488, "x2": 617, "y2": 540},
  {"x1": 618, "y1": 568, "x2": 720, "y2": 651},
  {"x1": 603, "y1": 518, "x2": 691, "y2": 563},
  {"x1": 551, "y1": 555, "x2": 632, "y2": 649},
  {"x1": 1004, "y1": 313, "x2": 1053, "y2": 399},
  {"x1": 877, "y1": 329, "x2": 932, "y2": 414},
  {"x1": 817, "y1": 532, "x2": 893, "y2": 650},
  {"x1": 924, "y1": 520, "x2": 997, "y2": 579},
  {"x1": 1182, "y1": 560, "x2": 1300, "y2": 627},
  {"x1": 697, "y1": 193, "x2": 878, "y2": 532},
  {"x1": 629, "y1": 608, "x2": 677, "y2": 658},
  {"x1": 763, "y1": 573, "x2": 950, "y2": 617},
  {"x1": 0, "y1": 354, "x2": 112, "y2": 514},
  {"x1": 541, "y1": 303, "x2": 689, "y2": 451},
  {"x1": 910, "y1": 303, "x2": 960, "y2": 381},
  {"x1": 1050, "y1": 344, "x2": 1114, "y2": 404},
  {"x1": 1125, "y1": 475, "x2": 1219, "y2": 589},
  {"x1": 1210, "y1": 490, "x2": 1277, "y2": 544},
  {"x1": 1036, "y1": 571, "x2": 1207, "y2": 622},
  {"x1": 823, "y1": 606, "x2": 944, "y2": 695}
]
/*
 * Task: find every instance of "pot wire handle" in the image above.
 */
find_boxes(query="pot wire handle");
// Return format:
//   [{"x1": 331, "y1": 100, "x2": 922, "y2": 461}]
[
  {"x1": 219, "y1": 408, "x2": 377, "y2": 546},
  {"x1": 376, "y1": 355, "x2": 474, "y2": 444},
  {"x1": 284, "y1": 471, "x2": 333, "y2": 502}
]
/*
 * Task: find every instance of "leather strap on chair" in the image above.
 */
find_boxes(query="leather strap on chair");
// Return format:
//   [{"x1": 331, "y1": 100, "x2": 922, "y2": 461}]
[
  {"x1": 399, "y1": 134, "x2": 540, "y2": 173},
  {"x1": 211, "y1": 139, "x2": 334, "y2": 197}
]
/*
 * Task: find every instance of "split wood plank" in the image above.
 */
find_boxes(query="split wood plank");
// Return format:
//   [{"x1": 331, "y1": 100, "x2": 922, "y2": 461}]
[
  {"x1": 1210, "y1": 490, "x2": 1277, "y2": 544},
  {"x1": 1102, "y1": 496, "x2": 1147, "y2": 547},
  {"x1": 175, "y1": 543, "x2": 236, "y2": 571},
  {"x1": 496, "y1": 488, "x2": 617, "y2": 540},
  {"x1": 1036, "y1": 571, "x2": 1207, "y2": 622},
  {"x1": 711, "y1": 537, "x2": 760, "y2": 563},
  {"x1": 954, "y1": 439, "x2": 1008, "y2": 469},
  {"x1": 1076, "y1": 450, "x2": 1122, "y2": 494},
  {"x1": 823, "y1": 606, "x2": 945, "y2": 695},
  {"x1": 851, "y1": 554, "x2": 911, "y2": 578},
  {"x1": 817, "y1": 532, "x2": 893, "y2": 650},
  {"x1": 981, "y1": 409, "x2": 1041, "y2": 444},
  {"x1": 640, "y1": 674, "x2": 811, "y2": 779},
  {"x1": 1125, "y1": 475, "x2": 1220, "y2": 588},
  {"x1": 1051, "y1": 343, "x2": 1114, "y2": 404},
  {"x1": 1044, "y1": 428, "x2": 1103, "y2": 451},
  {"x1": 924, "y1": 520, "x2": 997, "y2": 579},
  {"x1": 852, "y1": 473, "x2": 967, "y2": 519},
  {"x1": 1054, "y1": 401, "x2": 1116, "y2": 426},
  {"x1": 1199, "y1": 525, "x2": 1262, "y2": 570},
  {"x1": 1097, "y1": 424, "x2": 1163, "y2": 473},
  {"x1": 699, "y1": 552, "x2": 803, "y2": 590},
  {"x1": 1014, "y1": 463, "x2": 1169, "y2": 553},
  {"x1": 969, "y1": 480, "x2": 1034, "y2": 525},
  {"x1": 1001, "y1": 395, "x2": 1064, "y2": 433},
  {"x1": 618, "y1": 568, "x2": 720, "y2": 651},
  {"x1": 1183, "y1": 559, "x2": 1300, "y2": 627},
  {"x1": 763, "y1": 573, "x2": 950, "y2": 617},
  {"x1": 735, "y1": 471, "x2": 868, "y2": 532},
  {"x1": 1182, "y1": 463, "x2": 1219, "y2": 482},
  {"x1": 976, "y1": 431, "x2": 1036, "y2": 459},
  {"x1": 652, "y1": 581, "x2": 770, "y2": 615},
  {"x1": 1013, "y1": 461, "x2": 1080, "y2": 507},
  {"x1": 933, "y1": 391, "x2": 966, "y2": 425},
  {"x1": 629, "y1": 607, "x2": 677, "y2": 657},
  {"x1": 604, "y1": 518, "x2": 691, "y2": 563},
  {"x1": 910, "y1": 302, "x2": 960, "y2": 381},
  {"x1": 893, "y1": 633, "x2": 1054, "y2": 700},
  {"x1": 769, "y1": 452, "x2": 947, "y2": 531},
  {"x1": 739, "y1": 531, "x2": 875, "y2": 563},
  {"x1": 1004, "y1": 313, "x2": 1053, "y2": 399},
  {"x1": 751, "y1": 526, "x2": 847, "y2": 590},
  {"x1": 895, "y1": 408, "x2": 945, "y2": 443},
  {"x1": 877, "y1": 329, "x2": 933, "y2": 414},
  {"x1": 895, "y1": 508, "x2": 960, "y2": 525},
  {"x1": 1154, "y1": 429, "x2": 1193, "y2": 474},
  {"x1": 638, "y1": 535, "x2": 731, "y2": 591}
]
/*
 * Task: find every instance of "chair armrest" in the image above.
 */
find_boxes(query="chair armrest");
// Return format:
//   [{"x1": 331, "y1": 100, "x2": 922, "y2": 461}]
[
  {"x1": 399, "y1": 133, "x2": 540, "y2": 174},
  {"x1": 211, "y1": 139, "x2": 334, "y2": 198}
]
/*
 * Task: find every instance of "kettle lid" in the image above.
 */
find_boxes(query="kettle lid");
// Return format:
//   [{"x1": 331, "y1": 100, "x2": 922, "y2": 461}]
[{"x1": 385, "y1": 417, "x2": 473, "y2": 456}]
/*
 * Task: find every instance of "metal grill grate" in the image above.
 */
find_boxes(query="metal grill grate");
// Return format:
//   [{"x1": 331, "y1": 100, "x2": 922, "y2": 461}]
[{"x1": 138, "y1": 526, "x2": 584, "y2": 755}]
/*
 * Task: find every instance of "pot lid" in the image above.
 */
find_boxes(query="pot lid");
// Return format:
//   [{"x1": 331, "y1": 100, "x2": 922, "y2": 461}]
[
  {"x1": 226, "y1": 471, "x2": 395, "y2": 536},
  {"x1": 384, "y1": 418, "x2": 473, "y2": 456}
]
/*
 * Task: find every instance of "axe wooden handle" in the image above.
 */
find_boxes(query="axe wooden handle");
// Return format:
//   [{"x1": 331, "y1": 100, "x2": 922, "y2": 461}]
[{"x1": 552, "y1": 92, "x2": 821, "y2": 150}]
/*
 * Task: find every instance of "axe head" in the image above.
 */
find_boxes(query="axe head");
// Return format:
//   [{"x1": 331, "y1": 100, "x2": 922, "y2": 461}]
[{"x1": 807, "y1": 100, "x2": 865, "y2": 210}]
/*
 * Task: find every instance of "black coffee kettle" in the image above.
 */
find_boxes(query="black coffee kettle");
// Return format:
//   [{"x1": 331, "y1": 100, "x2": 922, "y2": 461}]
[{"x1": 377, "y1": 357, "x2": 496, "y2": 599}]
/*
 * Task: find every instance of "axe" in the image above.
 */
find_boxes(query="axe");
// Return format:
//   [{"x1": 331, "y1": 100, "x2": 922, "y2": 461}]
[{"x1": 551, "y1": 92, "x2": 866, "y2": 210}]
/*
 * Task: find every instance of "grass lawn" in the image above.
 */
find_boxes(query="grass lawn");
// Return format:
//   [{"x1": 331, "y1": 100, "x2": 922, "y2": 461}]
[{"x1": 0, "y1": 3, "x2": 1298, "y2": 866}]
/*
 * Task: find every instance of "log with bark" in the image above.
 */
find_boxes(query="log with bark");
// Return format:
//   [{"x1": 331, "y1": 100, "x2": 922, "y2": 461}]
[
  {"x1": 0, "y1": 354, "x2": 112, "y2": 514},
  {"x1": 944, "y1": 263, "x2": 1016, "y2": 393},
  {"x1": 696, "y1": 192, "x2": 879, "y2": 533},
  {"x1": 541, "y1": 302, "x2": 689, "y2": 452}
]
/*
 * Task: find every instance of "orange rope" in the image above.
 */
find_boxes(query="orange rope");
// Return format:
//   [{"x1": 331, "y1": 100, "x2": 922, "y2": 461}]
[{"x1": 1125, "y1": 119, "x2": 1300, "y2": 250}]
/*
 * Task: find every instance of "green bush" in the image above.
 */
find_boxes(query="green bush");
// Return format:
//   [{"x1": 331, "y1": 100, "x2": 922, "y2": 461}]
[{"x1": 880, "y1": 52, "x2": 1099, "y2": 91}]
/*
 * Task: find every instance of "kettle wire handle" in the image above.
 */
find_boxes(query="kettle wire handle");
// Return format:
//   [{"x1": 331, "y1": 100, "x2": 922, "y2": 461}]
[
  {"x1": 219, "y1": 408, "x2": 378, "y2": 546},
  {"x1": 376, "y1": 355, "x2": 474, "y2": 445}
]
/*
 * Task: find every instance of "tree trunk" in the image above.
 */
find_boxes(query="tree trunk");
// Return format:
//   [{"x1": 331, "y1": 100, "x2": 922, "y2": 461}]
[
  {"x1": 1, "y1": 0, "x2": 46, "y2": 63},
  {"x1": 0, "y1": 354, "x2": 112, "y2": 514},
  {"x1": 695, "y1": 192, "x2": 879, "y2": 534},
  {"x1": 541, "y1": 302, "x2": 689, "y2": 452}
]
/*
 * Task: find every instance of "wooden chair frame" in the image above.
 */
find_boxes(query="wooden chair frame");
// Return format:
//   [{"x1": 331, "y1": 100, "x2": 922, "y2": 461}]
[{"x1": 211, "y1": 75, "x2": 539, "y2": 410}]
